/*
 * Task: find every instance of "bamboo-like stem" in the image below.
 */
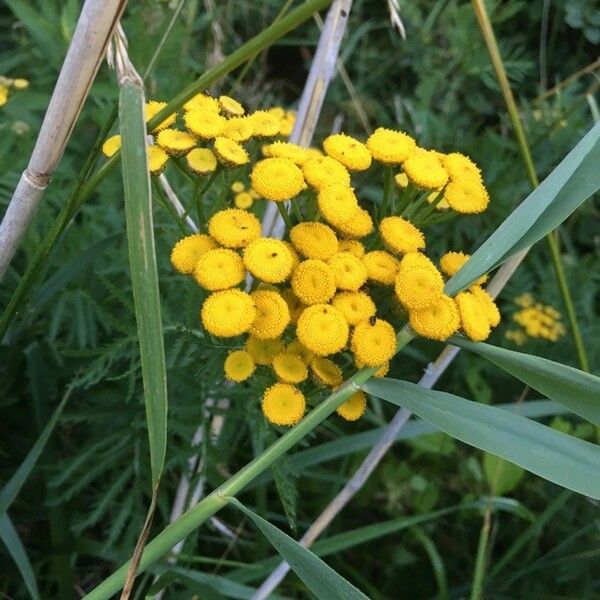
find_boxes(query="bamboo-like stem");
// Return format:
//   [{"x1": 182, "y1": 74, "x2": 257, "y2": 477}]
[
  {"x1": 469, "y1": 509, "x2": 492, "y2": 600},
  {"x1": 0, "y1": 0, "x2": 127, "y2": 281},
  {"x1": 262, "y1": 0, "x2": 353, "y2": 240},
  {"x1": 471, "y1": 0, "x2": 589, "y2": 372}
]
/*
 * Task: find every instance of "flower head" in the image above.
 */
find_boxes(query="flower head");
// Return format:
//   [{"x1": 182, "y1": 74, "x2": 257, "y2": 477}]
[
  {"x1": 272, "y1": 352, "x2": 308, "y2": 384},
  {"x1": 409, "y1": 294, "x2": 460, "y2": 340},
  {"x1": 455, "y1": 291, "x2": 491, "y2": 341},
  {"x1": 209, "y1": 208, "x2": 261, "y2": 248},
  {"x1": 338, "y1": 239, "x2": 365, "y2": 257},
  {"x1": 310, "y1": 357, "x2": 343, "y2": 387},
  {"x1": 442, "y1": 152, "x2": 482, "y2": 182},
  {"x1": 263, "y1": 141, "x2": 308, "y2": 165},
  {"x1": 335, "y1": 208, "x2": 374, "y2": 239},
  {"x1": 444, "y1": 179, "x2": 489, "y2": 214},
  {"x1": 331, "y1": 291, "x2": 376, "y2": 326},
  {"x1": 184, "y1": 109, "x2": 226, "y2": 138},
  {"x1": 363, "y1": 250, "x2": 399, "y2": 285},
  {"x1": 145, "y1": 100, "x2": 176, "y2": 131},
  {"x1": 186, "y1": 148, "x2": 217, "y2": 174},
  {"x1": 219, "y1": 95, "x2": 245, "y2": 116},
  {"x1": 262, "y1": 383, "x2": 305, "y2": 426},
  {"x1": 440, "y1": 251, "x2": 487, "y2": 285},
  {"x1": 286, "y1": 339, "x2": 315, "y2": 365},
  {"x1": 317, "y1": 184, "x2": 359, "y2": 228},
  {"x1": 336, "y1": 391, "x2": 367, "y2": 421},
  {"x1": 351, "y1": 318, "x2": 396, "y2": 366},
  {"x1": 250, "y1": 158, "x2": 305, "y2": 201},
  {"x1": 201, "y1": 289, "x2": 256, "y2": 337},
  {"x1": 213, "y1": 136, "x2": 249, "y2": 166},
  {"x1": 224, "y1": 350, "x2": 255, "y2": 382},
  {"x1": 244, "y1": 238, "x2": 294, "y2": 283},
  {"x1": 147, "y1": 145, "x2": 169, "y2": 175},
  {"x1": 470, "y1": 285, "x2": 501, "y2": 327},
  {"x1": 250, "y1": 290, "x2": 290, "y2": 339},
  {"x1": 366, "y1": 127, "x2": 416, "y2": 164},
  {"x1": 290, "y1": 222, "x2": 339, "y2": 260},
  {"x1": 222, "y1": 117, "x2": 253, "y2": 142},
  {"x1": 248, "y1": 110, "x2": 281, "y2": 137},
  {"x1": 395, "y1": 252, "x2": 444, "y2": 309},
  {"x1": 297, "y1": 304, "x2": 349, "y2": 356},
  {"x1": 291, "y1": 260, "x2": 337, "y2": 305},
  {"x1": 157, "y1": 128, "x2": 197, "y2": 155},
  {"x1": 193, "y1": 248, "x2": 245, "y2": 291},
  {"x1": 327, "y1": 252, "x2": 368, "y2": 291},
  {"x1": 323, "y1": 133, "x2": 372, "y2": 171},
  {"x1": 183, "y1": 93, "x2": 221, "y2": 113},
  {"x1": 234, "y1": 191, "x2": 254, "y2": 209},
  {"x1": 246, "y1": 336, "x2": 285, "y2": 365},
  {"x1": 379, "y1": 217, "x2": 425, "y2": 255},
  {"x1": 303, "y1": 156, "x2": 351, "y2": 190},
  {"x1": 102, "y1": 134, "x2": 121, "y2": 157},
  {"x1": 403, "y1": 150, "x2": 449, "y2": 189},
  {"x1": 170, "y1": 233, "x2": 217, "y2": 274}
]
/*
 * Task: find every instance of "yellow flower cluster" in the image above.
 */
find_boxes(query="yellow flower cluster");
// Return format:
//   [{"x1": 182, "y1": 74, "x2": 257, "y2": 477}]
[
  {"x1": 505, "y1": 293, "x2": 565, "y2": 345},
  {"x1": 0, "y1": 76, "x2": 29, "y2": 107}
]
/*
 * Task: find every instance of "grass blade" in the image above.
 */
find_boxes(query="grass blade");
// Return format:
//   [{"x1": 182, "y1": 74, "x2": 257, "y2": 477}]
[
  {"x1": 451, "y1": 337, "x2": 600, "y2": 425},
  {"x1": 230, "y1": 498, "x2": 369, "y2": 600},
  {"x1": 119, "y1": 80, "x2": 167, "y2": 487},
  {"x1": 362, "y1": 378, "x2": 600, "y2": 499}
]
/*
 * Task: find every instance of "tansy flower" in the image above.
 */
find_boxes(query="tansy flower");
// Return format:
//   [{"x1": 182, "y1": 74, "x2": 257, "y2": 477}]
[
  {"x1": 231, "y1": 180, "x2": 245, "y2": 193},
  {"x1": 440, "y1": 251, "x2": 487, "y2": 285},
  {"x1": 395, "y1": 253, "x2": 444, "y2": 309},
  {"x1": 323, "y1": 133, "x2": 372, "y2": 171},
  {"x1": 335, "y1": 208, "x2": 374, "y2": 239},
  {"x1": 470, "y1": 285, "x2": 500, "y2": 327},
  {"x1": 303, "y1": 156, "x2": 351, "y2": 190},
  {"x1": 296, "y1": 304, "x2": 349, "y2": 356},
  {"x1": 286, "y1": 339, "x2": 315, "y2": 365},
  {"x1": 379, "y1": 216, "x2": 425, "y2": 255},
  {"x1": 102, "y1": 134, "x2": 121, "y2": 157},
  {"x1": 250, "y1": 290, "x2": 290, "y2": 339},
  {"x1": 243, "y1": 238, "x2": 293, "y2": 283},
  {"x1": 331, "y1": 291, "x2": 376, "y2": 326},
  {"x1": 279, "y1": 113, "x2": 295, "y2": 137},
  {"x1": 317, "y1": 184, "x2": 359, "y2": 228},
  {"x1": 327, "y1": 252, "x2": 368, "y2": 291},
  {"x1": 193, "y1": 248, "x2": 245, "y2": 291},
  {"x1": 272, "y1": 352, "x2": 308, "y2": 384},
  {"x1": 250, "y1": 157, "x2": 305, "y2": 201},
  {"x1": 219, "y1": 95, "x2": 245, "y2": 116},
  {"x1": 366, "y1": 127, "x2": 416, "y2": 164},
  {"x1": 354, "y1": 358, "x2": 389, "y2": 377},
  {"x1": 291, "y1": 259, "x2": 337, "y2": 305},
  {"x1": 351, "y1": 318, "x2": 397, "y2": 366},
  {"x1": 170, "y1": 233, "x2": 217, "y2": 274},
  {"x1": 362, "y1": 250, "x2": 399, "y2": 285},
  {"x1": 224, "y1": 350, "x2": 255, "y2": 382},
  {"x1": 183, "y1": 93, "x2": 221, "y2": 113},
  {"x1": 222, "y1": 117, "x2": 253, "y2": 142},
  {"x1": 248, "y1": 110, "x2": 281, "y2": 137},
  {"x1": 409, "y1": 294, "x2": 460, "y2": 341},
  {"x1": 201, "y1": 289, "x2": 256, "y2": 337},
  {"x1": 336, "y1": 391, "x2": 367, "y2": 421},
  {"x1": 213, "y1": 136, "x2": 249, "y2": 166},
  {"x1": 262, "y1": 383, "x2": 305, "y2": 426},
  {"x1": 268, "y1": 106, "x2": 286, "y2": 119},
  {"x1": 403, "y1": 150, "x2": 449, "y2": 189},
  {"x1": 455, "y1": 291, "x2": 491, "y2": 341},
  {"x1": 147, "y1": 145, "x2": 169, "y2": 175},
  {"x1": 283, "y1": 241, "x2": 301, "y2": 271},
  {"x1": 290, "y1": 221, "x2": 339, "y2": 260},
  {"x1": 281, "y1": 288, "x2": 304, "y2": 324},
  {"x1": 157, "y1": 128, "x2": 197, "y2": 155},
  {"x1": 209, "y1": 208, "x2": 261, "y2": 248},
  {"x1": 186, "y1": 148, "x2": 217, "y2": 174},
  {"x1": 234, "y1": 191, "x2": 254, "y2": 209},
  {"x1": 145, "y1": 100, "x2": 176, "y2": 131},
  {"x1": 12, "y1": 78, "x2": 29, "y2": 90},
  {"x1": 442, "y1": 152, "x2": 482, "y2": 182},
  {"x1": 426, "y1": 189, "x2": 450, "y2": 210},
  {"x1": 311, "y1": 357, "x2": 343, "y2": 387},
  {"x1": 184, "y1": 109, "x2": 226, "y2": 139},
  {"x1": 263, "y1": 141, "x2": 308, "y2": 165},
  {"x1": 444, "y1": 179, "x2": 489, "y2": 214},
  {"x1": 246, "y1": 336, "x2": 285, "y2": 365},
  {"x1": 338, "y1": 239, "x2": 365, "y2": 257},
  {"x1": 394, "y1": 172, "x2": 409, "y2": 188}
]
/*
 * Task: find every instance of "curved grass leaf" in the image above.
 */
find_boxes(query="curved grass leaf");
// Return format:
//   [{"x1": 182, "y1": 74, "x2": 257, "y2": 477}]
[
  {"x1": 451, "y1": 337, "x2": 600, "y2": 426},
  {"x1": 362, "y1": 378, "x2": 600, "y2": 499},
  {"x1": 230, "y1": 498, "x2": 369, "y2": 600},
  {"x1": 445, "y1": 122, "x2": 600, "y2": 295},
  {"x1": 119, "y1": 81, "x2": 167, "y2": 486}
]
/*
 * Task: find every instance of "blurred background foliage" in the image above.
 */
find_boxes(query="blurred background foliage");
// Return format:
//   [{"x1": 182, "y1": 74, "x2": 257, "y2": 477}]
[{"x1": 0, "y1": 0, "x2": 598, "y2": 598}]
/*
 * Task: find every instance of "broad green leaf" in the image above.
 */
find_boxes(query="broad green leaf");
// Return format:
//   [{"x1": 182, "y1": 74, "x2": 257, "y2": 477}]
[
  {"x1": 362, "y1": 378, "x2": 600, "y2": 499},
  {"x1": 451, "y1": 337, "x2": 600, "y2": 426},
  {"x1": 0, "y1": 514, "x2": 41, "y2": 600},
  {"x1": 445, "y1": 122, "x2": 600, "y2": 294},
  {"x1": 483, "y1": 454, "x2": 525, "y2": 495},
  {"x1": 230, "y1": 498, "x2": 369, "y2": 600},
  {"x1": 119, "y1": 82, "x2": 168, "y2": 486}
]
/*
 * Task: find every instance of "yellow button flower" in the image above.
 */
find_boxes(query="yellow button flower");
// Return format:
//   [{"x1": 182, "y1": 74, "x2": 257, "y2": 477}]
[
  {"x1": 409, "y1": 294, "x2": 460, "y2": 341},
  {"x1": 193, "y1": 248, "x2": 245, "y2": 291},
  {"x1": 327, "y1": 252, "x2": 368, "y2": 291},
  {"x1": 335, "y1": 208, "x2": 374, "y2": 239},
  {"x1": 442, "y1": 152, "x2": 482, "y2": 182},
  {"x1": 219, "y1": 95, "x2": 245, "y2": 116},
  {"x1": 170, "y1": 233, "x2": 217, "y2": 274},
  {"x1": 156, "y1": 128, "x2": 197, "y2": 155},
  {"x1": 290, "y1": 221, "x2": 339, "y2": 260},
  {"x1": 184, "y1": 109, "x2": 226, "y2": 139},
  {"x1": 456, "y1": 291, "x2": 491, "y2": 341},
  {"x1": 323, "y1": 133, "x2": 372, "y2": 171},
  {"x1": 291, "y1": 259, "x2": 336, "y2": 305},
  {"x1": 12, "y1": 78, "x2": 29, "y2": 90},
  {"x1": 147, "y1": 145, "x2": 169, "y2": 175},
  {"x1": 283, "y1": 241, "x2": 301, "y2": 271},
  {"x1": 354, "y1": 358, "x2": 389, "y2": 377},
  {"x1": 338, "y1": 239, "x2": 365, "y2": 257},
  {"x1": 362, "y1": 250, "x2": 399, "y2": 285},
  {"x1": 366, "y1": 127, "x2": 416, "y2": 164},
  {"x1": 331, "y1": 291, "x2": 376, "y2": 326},
  {"x1": 281, "y1": 288, "x2": 305, "y2": 324},
  {"x1": 379, "y1": 216, "x2": 425, "y2": 255},
  {"x1": 444, "y1": 179, "x2": 489, "y2": 214},
  {"x1": 186, "y1": 148, "x2": 217, "y2": 174},
  {"x1": 248, "y1": 110, "x2": 281, "y2": 137},
  {"x1": 303, "y1": 156, "x2": 351, "y2": 190},
  {"x1": 183, "y1": 93, "x2": 221, "y2": 113},
  {"x1": 231, "y1": 180, "x2": 246, "y2": 193},
  {"x1": 250, "y1": 290, "x2": 290, "y2": 339},
  {"x1": 297, "y1": 304, "x2": 349, "y2": 356},
  {"x1": 395, "y1": 252, "x2": 444, "y2": 309},
  {"x1": 234, "y1": 191, "x2": 254, "y2": 209},
  {"x1": 470, "y1": 285, "x2": 500, "y2": 327},
  {"x1": 403, "y1": 150, "x2": 449, "y2": 189},
  {"x1": 250, "y1": 157, "x2": 305, "y2": 202},
  {"x1": 336, "y1": 391, "x2": 367, "y2": 421},
  {"x1": 209, "y1": 208, "x2": 261, "y2": 248},
  {"x1": 102, "y1": 134, "x2": 121, "y2": 157},
  {"x1": 222, "y1": 116, "x2": 253, "y2": 142},
  {"x1": 263, "y1": 141, "x2": 308, "y2": 165},
  {"x1": 145, "y1": 100, "x2": 176, "y2": 131},
  {"x1": 213, "y1": 136, "x2": 249, "y2": 166},
  {"x1": 272, "y1": 352, "x2": 308, "y2": 384},
  {"x1": 310, "y1": 357, "x2": 343, "y2": 387},
  {"x1": 201, "y1": 289, "x2": 256, "y2": 337},
  {"x1": 261, "y1": 383, "x2": 305, "y2": 426},
  {"x1": 394, "y1": 172, "x2": 409, "y2": 188},
  {"x1": 244, "y1": 238, "x2": 294, "y2": 283},
  {"x1": 224, "y1": 350, "x2": 255, "y2": 382},
  {"x1": 246, "y1": 336, "x2": 285, "y2": 365},
  {"x1": 286, "y1": 339, "x2": 315, "y2": 365},
  {"x1": 351, "y1": 318, "x2": 397, "y2": 366},
  {"x1": 317, "y1": 184, "x2": 359, "y2": 228},
  {"x1": 440, "y1": 251, "x2": 487, "y2": 286}
]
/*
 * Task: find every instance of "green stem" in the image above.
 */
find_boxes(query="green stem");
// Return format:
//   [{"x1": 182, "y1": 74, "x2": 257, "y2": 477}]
[
  {"x1": 379, "y1": 166, "x2": 394, "y2": 219},
  {"x1": 471, "y1": 0, "x2": 589, "y2": 372},
  {"x1": 276, "y1": 202, "x2": 293, "y2": 231},
  {"x1": 191, "y1": 170, "x2": 219, "y2": 227},
  {"x1": 83, "y1": 327, "x2": 416, "y2": 600},
  {"x1": 413, "y1": 188, "x2": 445, "y2": 225},
  {"x1": 152, "y1": 179, "x2": 188, "y2": 236},
  {"x1": 470, "y1": 510, "x2": 491, "y2": 600}
]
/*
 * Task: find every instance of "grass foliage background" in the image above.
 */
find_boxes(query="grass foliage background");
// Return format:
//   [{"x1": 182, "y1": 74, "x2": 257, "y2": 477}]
[{"x1": 0, "y1": 0, "x2": 599, "y2": 598}]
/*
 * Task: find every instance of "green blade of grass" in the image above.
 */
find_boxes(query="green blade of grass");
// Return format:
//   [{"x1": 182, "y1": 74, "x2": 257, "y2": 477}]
[
  {"x1": 450, "y1": 337, "x2": 600, "y2": 426},
  {"x1": 119, "y1": 80, "x2": 168, "y2": 487},
  {"x1": 230, "y1": 498, "x2": 369, "y2": 600},
  {"x1": 362, "y1": 378, "x2": 600, "y2": 499}
]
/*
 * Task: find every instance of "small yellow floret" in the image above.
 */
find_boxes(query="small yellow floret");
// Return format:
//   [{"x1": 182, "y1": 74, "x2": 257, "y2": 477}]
[
  {"x1": 219, "y1": 95, "x2": 245, "y2": 116},
  {"x1": 403, "y1": 150, "x2": 449, "y2": 189},
  {"x1": 331, "y1": 291, "x2": 376, "y2": 326},
  {"x1": 323, "y1": 133, "x2": 372, "y2": 171},
  {"x1": 102, "y1": 134, "x2": 121, "y2": 157},
  {"x1": 201, "y1": 289, "x2": 256, "y2": 337},
  {"x1": 409, "y1": 294, "x2": 460, "y2": 341},
  {"x1": 281, "y1": 288, "x2": 304, "y2": 324},
  {"x1": 170, "y1": 234, "x2": 217, "y2": 274},
  {"x1": 290, "y1": 222, "x2": 339, "y2": 260},
  {"x1": 244, "y1": 238, "x2": 293, "y2": 283},
  {"x1": 440, "y1": 251, "x2": 487, "y2": 286},
  {"x1": 470, "y1": 285, "x2": 501, "y2": 327},
  {"x1": 250, "y1": 290, "x2": 290, "y2": 339},
  {"x1": 442, "y1": 153, "x2": 482, "y2": 182},
  {"x1": 262, "y1": 383, "x2": 305, "y2": 426},
  {"x1": 310, "y1": 357, "x2": 343, "y2": 387},
  {"x1": 193, "y1": 248, "x2": 245, "y2": 291},
  {"x1": 184, "y1": 109, "x2": 226, "y2": 139},
  {"x1": 338, "y1": 239, "x2": 365, "y2": 257},
  {"x1": 354, "y1": 358, "x2": 389, "y2": 377},
  {"x1": 444, "y1": 179, "x2": 489, "y2": 214},
  {"x1": 12, "y1": 78, "x2": 29, "y2": 90},
  {"x1": 317, "y1": 184, "x2": 359, "y2": 228},
  {"x1": 303, "y1": 156, "x2": 351, "y2": 190},
  {"x1": 395, "y1": 253, "x2": 444, "y2": 309},
  {"x1": 379, "y1": 216, "x2": 425, "y2": 255},
  {"x1": 222, "y1": 116, "x2": 253, "y2": 142},
  {"x1": 335, "y1": 208, "x2": 374, "y2": 239},
  {"x1": 362, "y1": 250, "x2": 399, "y2": 285},
  {"x1": 156, "y1": 128, "x2": 197, "y2": 155},
  {"x1": 351, "y1": 319, "x2": 397, "y2": 366},
  {"x1": 286, "y1": 339, "x2": 315, "y2": 365},
  {"x1": 231, "y1": 180, "x2": 245, "y2": 193},
  {"x1": 186, "y1": 148, "x2": 217, "y2": 174},
  {"x1": 272, "y1": 353, "x2": 308, "y2": 384},
  {"x1": 327, "y1": 252, "x2": 368, "y2": 291},
  {"x1": 250, "y1": 158, "x2": 305, "y2": 201},
  {"x1": 224, "y1": 350, "x2": 255, "y2": 382},
  {"x1": 248, "y1": 110, "x2": 281, "y2": 137},
  {"x1": 213, "y1": 136, "x2": 249, "y2": 166},
  {"x1": 246, "y1": 336, "x2": 285, "y2": 365},
  {"x1": 145, "y1": 100, "x2": 176, "y2": 131},
  {"x1": 366, "y1": 127, "x2": 416, "y2": 164},
  {"x1": 336, "y1": 391, "x2": 367, "y2": 421},
  {"x1": 183, "y1": 93, "x2": 221, "y2": 113},
  {"x1": 234, "y1": 191, "x2": 254, "y2": 209},
  {"x1": 456, "y1": 291, "x2": 491, "y2": 341},
  {"x1": 394, "y1": 173, "x2": 409, "y2": 188},
  {"x1": 147, "y1": 145, "x2": 169, "y2": 174},
  {"x1": 263, "y1": 141, "x2": 308, "y2": 165},
  {"x1": 209, "y1": 208, "x2": 261, "y2": 248},
  {"x1": 291, "y1": 260, "x2": 337, "y2": 305},
  {"x1": 296, "y1": 304, "x2": 349, "y2": 356}
]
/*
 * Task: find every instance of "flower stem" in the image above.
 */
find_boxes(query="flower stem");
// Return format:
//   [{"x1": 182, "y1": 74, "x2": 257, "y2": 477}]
[
  {"x1": 275, "y1": 201, "x2": 293, "y2": 231},
  {"x1": 379, "y1": 166, "x2": 394, "y2": 219}
]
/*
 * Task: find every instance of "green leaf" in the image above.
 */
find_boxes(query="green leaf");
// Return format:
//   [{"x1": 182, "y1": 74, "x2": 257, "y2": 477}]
[
  {"x1": 230, "y1": 498, "x2": 369, "y2": 600},
  {"x1": 362, "y1": 378, "x2": 600, "y2": 499},
  {"x1": 483, "y1": 453, "x2": 525, "y2": 495},
  {"x1": 445, "y1": 122, "x2": 600, "y2": 294},
  {"x1": 119, "y1": 81, "x2": 168, "y2": 486},
  {"x1": 0, "y1": 514, "x2": 41, "y2": 600},
  {"x1": 451, "y1": 337, "x2": 600, "y2": 426}
]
